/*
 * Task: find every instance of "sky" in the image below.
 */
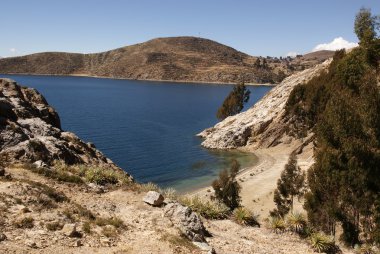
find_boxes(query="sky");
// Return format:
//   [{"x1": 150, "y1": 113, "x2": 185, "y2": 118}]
[{"x1": 1, "y1": 0, "x2": 379, "y2": 58}]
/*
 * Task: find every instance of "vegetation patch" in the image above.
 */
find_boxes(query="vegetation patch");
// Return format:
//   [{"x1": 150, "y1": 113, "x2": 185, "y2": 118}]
[{"x1": 179, "y1": 195, "x2": 230, "y2": 219}]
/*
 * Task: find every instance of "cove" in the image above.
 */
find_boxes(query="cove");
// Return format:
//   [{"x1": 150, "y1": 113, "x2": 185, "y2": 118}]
[{"x1": 1, "y1": 75, "x2": 272, "y2": 192}]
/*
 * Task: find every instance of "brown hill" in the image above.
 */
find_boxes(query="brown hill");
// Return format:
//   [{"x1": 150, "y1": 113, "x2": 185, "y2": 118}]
[{"x1": 0, "y1": 37, "x2": 332, "y2": 84}]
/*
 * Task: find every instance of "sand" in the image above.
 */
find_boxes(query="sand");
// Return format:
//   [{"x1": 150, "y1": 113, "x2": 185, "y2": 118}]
[{"x1": 191, "y1": 140, "x2": 315, "y2": 218}]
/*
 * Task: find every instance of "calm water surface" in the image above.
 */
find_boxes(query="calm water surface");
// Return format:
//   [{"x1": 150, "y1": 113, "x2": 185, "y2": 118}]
[{"x1": 1, "y1": 75, "x2": 272, "y2": 192}]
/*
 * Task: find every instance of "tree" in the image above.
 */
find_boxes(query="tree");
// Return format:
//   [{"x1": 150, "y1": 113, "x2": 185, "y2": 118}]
[
  {"x1": 212, "y1": 159, "x2": 241, "y2": 210},
  {"x1": 354, "y1": 8, "x2": 379, "y2": 45},
  {"x1": 271, "y1": 153, "x2": 305, "y2": 217},
  {"x1": 216, "y1": 83, "x2": 250, "y2": 120}
]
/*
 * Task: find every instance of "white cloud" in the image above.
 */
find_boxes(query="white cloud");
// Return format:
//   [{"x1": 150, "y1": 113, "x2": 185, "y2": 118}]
[
  {"x1": 286, "y1": 51, "x2": 298, "y2": 58},
  {"x1": 9, "y1": 48, "x2": 17, "y2": 53},
  {"x1": 312, "y1": 37, "x2": 358, "y2": 52}
]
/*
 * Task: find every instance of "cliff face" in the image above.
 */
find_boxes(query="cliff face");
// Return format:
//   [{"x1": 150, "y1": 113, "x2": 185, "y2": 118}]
[
  {"x1": 0, "y1": 37, "x2": 332, "y2": 84},
  {"x1": 0, "y1": 78, "x2": 124, "y2": 171},
  {"x1": 198, "y1": 59, "x2": 332, "y2": 150}
]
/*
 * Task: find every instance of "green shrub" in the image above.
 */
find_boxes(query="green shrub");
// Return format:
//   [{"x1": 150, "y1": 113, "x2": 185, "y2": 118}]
[
  {"x1": 233, "y1": 207, "x2": 260, "y2": 227},
  {"x1": 139, "y1": 182, "x2": 160, "y2": 192},
  {"x1": 179, "y1": 195, "x2": 230, "y2": 219},
  {"x1": 46, "y1": 221, "x2": 63, "y2": 231},
  {"x1": 310, "y1": 232, "x2": 335, "y2": 253},
  {"x1": 83, "y1": 221, "x2": 91, "y2": 234},
  {"x1": 268, "y1": 216, "x2": 286, "y2": 233},
  {"x1": 85, "y1": 167, "x2": 119, "y2": 185},
  {"x1": 287, "y1": 212, "x2": 307, "y2": 234},
  {"x1": 95, "y1": 217, "x2": 125, "y2": 229},
  {"x1": 162, "y1": 188, "x2": 177, "y2": 200}
]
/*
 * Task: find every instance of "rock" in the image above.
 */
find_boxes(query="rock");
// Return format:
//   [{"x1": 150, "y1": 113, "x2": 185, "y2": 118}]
[
  {"x1": 33, "y1": 160, "x2": 48, "y2": 168},
  {"x1": 193, "y1": 241, "x2": 214, "y2": 251},
  {"x1": 197, "y1": 59, "x2": 332, "y2": 150},
  {"x1": 0, "y1": 233, "x2": 7, "y2": 242},
  {"x1": 0, "y1": 167, "x2": 5, "y2": 176},
  {"x1": 25, "y1": 239, "x2": 37, "y2": 248},
  {"x1": 61, "y1": 223, "x2": 77, "y2": 237},
  {"x1": 164, "y1": 202, "x2": 207, "y2": 242},
  {"x1": 0, "y1": 78, "x2": 132, "y2": 180},
  {"x1": 143, "y1": 191, "x2": 164, "y2": 206},
  {"x1": 88, "y1": 182, "x2": 105, "y2": 194}
]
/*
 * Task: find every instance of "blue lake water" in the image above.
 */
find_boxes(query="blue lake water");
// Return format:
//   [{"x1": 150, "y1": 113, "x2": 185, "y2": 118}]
[{"x1": 1, "y1": 75, "x2": 272, "y2": 192}]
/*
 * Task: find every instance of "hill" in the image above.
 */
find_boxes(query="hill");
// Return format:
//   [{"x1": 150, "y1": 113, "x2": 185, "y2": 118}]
[
  {"x1": 0, "y1": 37, "x2": 331, "y2": 84},
  {"x1": 0, "y1": 78, "x2": 322, "y2": 253}
]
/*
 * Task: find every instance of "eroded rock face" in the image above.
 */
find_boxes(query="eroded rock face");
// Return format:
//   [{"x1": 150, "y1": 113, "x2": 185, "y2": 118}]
[
  {"x1": 0, "y1": 78, "x2": 130, "y2": 177},
  {"x1": 198, "y1": 59, "x2": 332, "y2": 150},
  {"x1": 163, "y1": 202, "x2": 207, "y2": 243}
]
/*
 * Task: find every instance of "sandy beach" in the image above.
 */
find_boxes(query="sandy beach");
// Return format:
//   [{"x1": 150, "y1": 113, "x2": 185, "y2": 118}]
[{"x1": 191, "y1": 140, "x2": 314, "y2": 218}]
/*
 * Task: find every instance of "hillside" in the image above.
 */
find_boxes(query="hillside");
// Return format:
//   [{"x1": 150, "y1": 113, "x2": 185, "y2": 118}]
[
  {"x1": 0, "y1": 37, "x2": 331, "y2": 84},
  {"x1": 0, "y1": 78, "x2": 324, "y2": 253}
]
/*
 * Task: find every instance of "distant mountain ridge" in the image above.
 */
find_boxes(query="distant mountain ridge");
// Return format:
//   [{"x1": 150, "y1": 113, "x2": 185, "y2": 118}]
[{"x1": 0, "y1": 36, "x2": 334, "y2": 84}]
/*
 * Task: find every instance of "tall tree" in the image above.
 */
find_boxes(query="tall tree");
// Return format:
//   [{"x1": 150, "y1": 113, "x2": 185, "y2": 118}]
[
  {"x1": 354, "y1": 7, "x2": 379, "y2": 45},
  {"x1": 216, "y1": 83, "x2": 250, "y2": 120},
  {"x1": 212, "y1": 159, "x2": 241, "y2": 210},
  {"x1": 271, "y1": 153, "x2": 305, "y2": 217}
]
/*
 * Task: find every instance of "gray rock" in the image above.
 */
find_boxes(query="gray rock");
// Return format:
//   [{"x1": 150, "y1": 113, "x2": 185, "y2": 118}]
[
  {"x1": 61, "y1": 223, "x2": 77, "y2": 237},
  {"x1": 33, "y1": 160, "x2": 48, "y2": 168},
  {"x1": 143, "y1": 191, "x2": 164, "y2": 206},
  {"x1": 88, "y1": 183, "x2": 105, "y2": 194},
  {"x1": 0, "y1": 233, "x2": 7, "y2": 242},
  {"x1": 25, "y1": 239, "x2": 37, "y2": 248},
  {"x1": 164, "y1": 202, "x2": 207, "y2": 242},
  {"x1": 0, "y1": 78, "x2": 132, "y2": 181},
  {"x1": 193, "y1": 241, "x2": 214, "y2": 251}
]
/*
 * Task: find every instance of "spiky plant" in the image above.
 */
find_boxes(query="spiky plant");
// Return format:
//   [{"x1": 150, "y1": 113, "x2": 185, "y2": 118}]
[
  {"x1": 287, "y1": 212, "x2": 307, "y2": 234},
  {"x1": 161, "y1": 188, "x2": 177, "y2": 200},
  {"x1": 310, "y1": 232, "x2": 334, "y2": 253},
  {"x1": 179, "y1": 195, "x2": 230, "y2": 219},
  {"x1": 233, "y1": 207, "x2": 260, "y2": 227},
  {"x1": 269, "y1": 216, "x2": 286, "y2": 233},
  {"x1": 140, "y1": 182, "x2": 160, "y2": 192}
]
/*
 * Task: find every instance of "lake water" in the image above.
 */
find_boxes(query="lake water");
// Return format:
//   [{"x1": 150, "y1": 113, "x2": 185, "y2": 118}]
[{"x1": 1, "y1": 75, "x2": 272, "y2": 192}]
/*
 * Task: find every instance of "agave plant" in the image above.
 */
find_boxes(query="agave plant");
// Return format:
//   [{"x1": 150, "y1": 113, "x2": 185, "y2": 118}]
[
  {"x1": 232, "y1": 207, "x2": 260, "y2": 227},
  {"x1": 310, "y1": 232, "x2": 334, "y2": 253},
  {"x1": 179, "y1": 195, "x2": 230, "y2": 219},
  {"x1": 287, "y1": 212, "x2": 307, "y2": 234},
  {"x1": 269, "y1": 216, "x2": 286, "y2": 233}
]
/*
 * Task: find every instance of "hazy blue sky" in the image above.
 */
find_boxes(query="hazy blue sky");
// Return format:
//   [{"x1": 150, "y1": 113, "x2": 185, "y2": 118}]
[{"x1": 1, "y1": 0, "x2": 379, "y2": 57}]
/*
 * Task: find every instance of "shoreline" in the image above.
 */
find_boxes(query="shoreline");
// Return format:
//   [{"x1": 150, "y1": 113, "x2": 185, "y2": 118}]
[
  {"x1": 0, "y1": 73, "x2": 277, "y2": 87},
  {"x1": 188, "y1": 141, "x2": 314, "y2": 217}
]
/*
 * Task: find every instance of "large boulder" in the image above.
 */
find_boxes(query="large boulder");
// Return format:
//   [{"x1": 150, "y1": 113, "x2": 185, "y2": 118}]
[
  {"x1": 61, "y1": 223, "x2": 77, "y2": 237},
  {"x1": 143, "y1": 191, "x2": 164, "y2": 206},
  {"x1": 163, "y1": 202, "x2": 207, "y2": 242}
]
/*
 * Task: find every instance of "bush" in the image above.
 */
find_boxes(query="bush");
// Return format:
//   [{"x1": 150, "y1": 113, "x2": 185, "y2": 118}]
[
  {"x1": 85, "y1": 167, "x2": 119, "y2": 185},
  {"x1": 287, "y1": 212, "x2": 307, "y2": 234},
  {"x1": 233, "y1": 207, "x2": 260, "y2": 227},
  {"x1": 268, "y1": 216, "x2": 286, "y2": 233},
  {"x1": 46, "y1": 221, "x2": 63, "y2": 231},
  {"x1": 139, "y1": 182, "x2": 160, "y2": 192},
  {"x1": 95, "y1": 217, "x2": 125, "y2": 229},
  {"x1": 212, "y1": 159, "x2": 241, "y2": 210},
  {"x1": 179, "y1": 195, "x2": 230, "y2": 219},
  {"x1": 310, "y1": 232, "x2": 336, "y2": 253}
]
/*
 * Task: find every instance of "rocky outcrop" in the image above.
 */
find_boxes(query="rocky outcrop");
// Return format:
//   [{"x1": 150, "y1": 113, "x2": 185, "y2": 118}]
[
  {"x1": 198, "y1": 59, "x2": 332, "y2": 149},
  {"x1": 0, "y1": 78, "x2": 127, "y2": 174},
  {"x1": 143, "y1": 191, "x2": 165, "y2": 206},
  {"x1": 164, "y1": 202, "x2": 208, "y2": 243}
]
